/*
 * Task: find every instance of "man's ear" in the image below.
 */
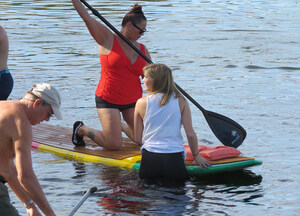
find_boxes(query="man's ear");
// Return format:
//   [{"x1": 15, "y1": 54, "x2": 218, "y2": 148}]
[{"x1": 33, "y1": 98, "x2": 43, "y2": 108}]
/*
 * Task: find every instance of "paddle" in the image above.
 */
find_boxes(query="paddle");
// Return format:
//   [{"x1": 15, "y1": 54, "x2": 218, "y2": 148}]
[
  {"x1": 68, "y1": 187, "x2": 97, "y2": 216},
  {"x1": 79, "y1": 0, "x2": 246, "y2": 148}
]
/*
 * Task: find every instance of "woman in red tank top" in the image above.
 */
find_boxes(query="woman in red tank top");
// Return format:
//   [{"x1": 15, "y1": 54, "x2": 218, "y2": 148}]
[{"x1": 71, "y1": 0, "x2": 151, "y2": 150}]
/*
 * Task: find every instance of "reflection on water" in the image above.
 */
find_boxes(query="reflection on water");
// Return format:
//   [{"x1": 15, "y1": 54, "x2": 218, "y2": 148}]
[
  {"x1": 1, "y1": 0, "x2": 300, "y2": 215},
  {"x1": 65, "y1": 162, "x2": 263, "y2": 215},
  {"x1": 192, "y1": 170, "x2": 263, "y2": 186}
]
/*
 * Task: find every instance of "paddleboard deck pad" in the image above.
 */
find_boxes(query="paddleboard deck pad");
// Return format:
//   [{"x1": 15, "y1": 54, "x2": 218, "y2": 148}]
[{"x1": 32, "y1": 124, "x2": 262, "y2": 176}]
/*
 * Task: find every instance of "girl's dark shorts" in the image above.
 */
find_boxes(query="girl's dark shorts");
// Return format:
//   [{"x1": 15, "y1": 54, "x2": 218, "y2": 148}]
[
  {"x1": 95, "y1": 95, "x2": 136, "y2": 111},
  {"x1": 139, "y1": 149, "x2": 189, "y2": 182}
]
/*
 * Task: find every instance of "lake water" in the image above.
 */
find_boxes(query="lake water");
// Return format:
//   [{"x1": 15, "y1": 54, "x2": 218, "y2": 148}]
[{"x1": 1, "y1": 0, "x2": 299, "y2": 215}]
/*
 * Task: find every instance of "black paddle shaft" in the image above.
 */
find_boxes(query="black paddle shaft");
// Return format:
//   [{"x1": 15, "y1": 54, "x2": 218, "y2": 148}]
[{"x1": 79, "y1": 0, "x2": 247, "y2": 148}]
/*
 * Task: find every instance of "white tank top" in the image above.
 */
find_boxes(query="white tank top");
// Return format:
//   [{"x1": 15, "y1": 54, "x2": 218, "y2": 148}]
[{"x1": 141, "y1": 93, "x2": 185, "y2": 154}]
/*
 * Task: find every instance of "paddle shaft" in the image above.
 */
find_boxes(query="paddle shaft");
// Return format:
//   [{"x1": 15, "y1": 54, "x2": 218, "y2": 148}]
[{"x1": 68, "y1": 187, "x2": 97, "y2": 216}]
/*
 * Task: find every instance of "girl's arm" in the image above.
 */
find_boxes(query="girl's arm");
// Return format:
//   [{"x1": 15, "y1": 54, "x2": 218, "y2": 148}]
[
  {"x1": 134, "y1": 98, "x2": 147, "y2": 145},
  {"x1": 179, "y1": 97, "x2": 212, "y2": 168}
]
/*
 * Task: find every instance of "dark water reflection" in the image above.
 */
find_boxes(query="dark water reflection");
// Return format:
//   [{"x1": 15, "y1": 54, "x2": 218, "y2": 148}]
[
  {"x1": 2, "y1": 0, "x2": 299, "y2": 215},
  {"x1": 65, "y1": 162, "x2": 263, "y2": 215}
]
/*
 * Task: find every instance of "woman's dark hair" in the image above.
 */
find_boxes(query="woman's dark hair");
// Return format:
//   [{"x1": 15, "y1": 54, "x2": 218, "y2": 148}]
[{"x1": 122, "y1": 4, "x2": 146, "y2": 27}]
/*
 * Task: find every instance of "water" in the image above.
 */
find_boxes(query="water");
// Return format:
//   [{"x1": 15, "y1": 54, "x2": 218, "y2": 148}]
[{"x1": 1, "y1": 0, "x2": 300, "y2": 215}]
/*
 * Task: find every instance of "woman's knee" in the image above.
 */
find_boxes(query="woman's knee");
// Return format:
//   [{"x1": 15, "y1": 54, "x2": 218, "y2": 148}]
[
  {"x1": 102, "y1": 133, "x2": 122, "y2": 150},
  {"x1": 105, "y1": 139, "x2": 122, "y2": 150}
]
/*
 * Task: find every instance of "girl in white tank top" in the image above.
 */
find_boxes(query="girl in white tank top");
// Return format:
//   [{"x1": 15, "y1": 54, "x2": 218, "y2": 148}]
[
  {"x1": 142, "y1": 93, "x2": 185, "y2": 155},
  {"x1": 133, "y1": 64, "x2": 211, "y2": 181}
]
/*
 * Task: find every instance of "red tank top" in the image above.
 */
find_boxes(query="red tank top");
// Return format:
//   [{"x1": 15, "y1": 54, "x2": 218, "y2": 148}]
[{"x1": 96, "y1": 36, "x2": 146, "y2": 105}]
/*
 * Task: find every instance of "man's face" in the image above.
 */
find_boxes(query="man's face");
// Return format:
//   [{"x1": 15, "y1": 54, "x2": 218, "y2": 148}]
[{"x1": 30, "y1": 99, "x2": 53, "y2": 125}]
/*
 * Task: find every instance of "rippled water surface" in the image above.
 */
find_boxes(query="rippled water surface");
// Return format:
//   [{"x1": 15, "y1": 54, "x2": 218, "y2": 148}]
[{"x1": 1, "y1": 0, "x2": 299, "y2": 215}]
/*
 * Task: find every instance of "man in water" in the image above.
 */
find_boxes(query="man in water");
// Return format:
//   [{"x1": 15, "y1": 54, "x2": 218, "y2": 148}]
[{"x1": 0, "y1": 83, "x2": 61, "y2": 216}]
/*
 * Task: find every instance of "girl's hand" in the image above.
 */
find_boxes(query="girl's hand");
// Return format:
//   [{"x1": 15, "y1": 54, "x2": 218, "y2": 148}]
[{"x1": 194, "y1": 154, "x2": 212, "y2": 169}]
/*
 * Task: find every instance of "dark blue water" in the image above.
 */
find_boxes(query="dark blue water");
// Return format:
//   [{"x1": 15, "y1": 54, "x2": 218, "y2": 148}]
[{"x1": 1, "y1": 0, "x2": 299, "y2": 215}]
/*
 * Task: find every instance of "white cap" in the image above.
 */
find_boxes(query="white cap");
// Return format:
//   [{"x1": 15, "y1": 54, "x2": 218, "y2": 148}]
[{"x1": 31, "y1": 83, "x2": 62, "y2": 120}]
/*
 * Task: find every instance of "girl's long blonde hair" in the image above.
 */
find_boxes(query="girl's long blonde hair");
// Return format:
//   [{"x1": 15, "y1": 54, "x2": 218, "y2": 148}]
[{"x1": 143, "y1": 64, "x2": 182, "y2": 106}]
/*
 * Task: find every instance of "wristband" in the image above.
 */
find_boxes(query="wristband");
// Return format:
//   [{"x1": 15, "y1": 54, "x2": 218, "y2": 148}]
[
  {"x1": 23, "y1": 199, "x2": 34, "y2": 208},
  {"x1": 193, "y1": 152, "x2": 199, "y2": 157}
]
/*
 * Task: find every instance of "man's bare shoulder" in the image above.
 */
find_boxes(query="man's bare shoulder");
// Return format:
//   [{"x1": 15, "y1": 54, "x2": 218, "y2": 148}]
[
  {"x1": 0, "y1": 100, "x2": 23, "y2": 115},
  {"x1": 0, "y1": 101, "x2": 30, "y2": 133}
]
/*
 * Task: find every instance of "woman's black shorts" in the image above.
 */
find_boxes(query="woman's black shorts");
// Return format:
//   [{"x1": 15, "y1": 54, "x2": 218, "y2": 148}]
[{"x1": 95, "y1": 95, "x2": 136, "y2": 111}]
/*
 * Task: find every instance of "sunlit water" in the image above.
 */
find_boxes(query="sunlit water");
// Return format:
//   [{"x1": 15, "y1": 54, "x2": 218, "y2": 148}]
[{"x1": 1, "y1": 0, "x2": 299, "y2": 215}]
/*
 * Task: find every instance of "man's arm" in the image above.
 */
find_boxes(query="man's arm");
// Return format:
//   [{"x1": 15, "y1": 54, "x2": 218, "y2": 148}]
[
  {"x1": 7, "y1": 161, "x2": 41, "y2": 215},
  {"x1": 13, "y1": 120, "x2": 55, "y2": 216}
]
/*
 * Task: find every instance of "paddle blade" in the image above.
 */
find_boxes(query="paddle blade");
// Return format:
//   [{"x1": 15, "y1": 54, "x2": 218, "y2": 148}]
[{"x1": 204, "y1": 110, "x2": 246, "y2": 148}]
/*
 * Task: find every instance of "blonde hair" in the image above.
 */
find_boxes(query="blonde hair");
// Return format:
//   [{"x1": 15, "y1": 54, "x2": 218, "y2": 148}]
[{"x1": 143, "y1": 64, "x2": 182, "y2": 106}]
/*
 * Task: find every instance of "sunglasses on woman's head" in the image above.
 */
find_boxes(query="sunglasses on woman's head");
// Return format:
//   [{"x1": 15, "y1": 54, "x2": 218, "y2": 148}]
[{"x1": 132, "y1": 22, "x2": 146, "y2": 34}]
